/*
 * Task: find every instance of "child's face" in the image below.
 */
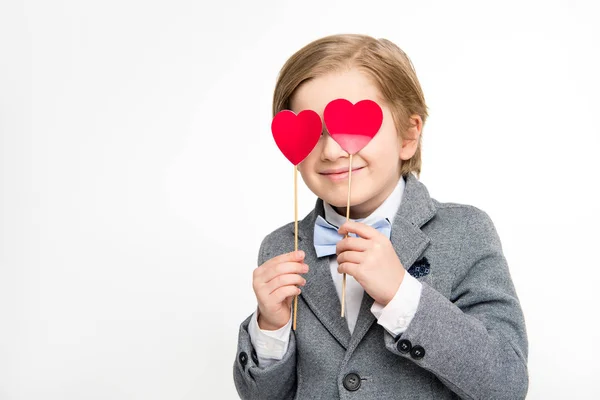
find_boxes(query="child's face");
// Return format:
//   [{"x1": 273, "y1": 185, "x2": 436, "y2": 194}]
[{"x1": 290, "y1": 67, "x2": 422, "y2": 219}]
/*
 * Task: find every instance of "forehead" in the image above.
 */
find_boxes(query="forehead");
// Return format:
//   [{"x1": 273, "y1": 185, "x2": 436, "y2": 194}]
[{"x1": 289, "y1": 68, "x2": 384, "y2": 116}]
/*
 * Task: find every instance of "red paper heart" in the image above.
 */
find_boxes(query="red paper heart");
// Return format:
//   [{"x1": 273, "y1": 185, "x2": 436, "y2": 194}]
[
  {"x1": 271, "y1": 109, "x2": 322, "y2": 165},
  {"x1": 323, "y1": 99, "x2": 383, "y2": 154}
]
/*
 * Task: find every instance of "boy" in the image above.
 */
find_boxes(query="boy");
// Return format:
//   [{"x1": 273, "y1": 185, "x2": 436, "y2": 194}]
[{"x1": 233, "y1": 34, "x2": 528, "y2": 399}]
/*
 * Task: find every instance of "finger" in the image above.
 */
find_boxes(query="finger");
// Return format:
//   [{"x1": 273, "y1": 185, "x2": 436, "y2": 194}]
[
  {"x1": 338, "y1": 220, "x2": 379, "y2": 239},
  {"x1": 258, "y1": 251, "x2": 305, "y2": 273},
  {"x1": 254, "y1": 261, "x2": 306, "y2": 294},
  {"x1": 256, "y1": 272, "x2": 302, "y2": 305},
  {"x1": 337, "y1": 250, "x2": 364, "y2": 265},
  {"x1": 337, "y1": 262, "x2": 360, "y2": 278},
  {"x1": 265, "y1": 273, "x2": 306, "y2": 295},
  {"x1": 336, "y1": 236, "x2": 369, "y2": 255},
  {"x1": 271, "y1": 285, "x2": 302, "y2": 305},
  {"x1": 260, "y1": 261, "x2": 308, "y2": 283}
]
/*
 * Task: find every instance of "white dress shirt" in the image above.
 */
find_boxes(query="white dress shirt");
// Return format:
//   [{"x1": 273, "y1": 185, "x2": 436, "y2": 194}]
[{"x1": 248, "y1": 176, "x2": 423, "y2": 368}]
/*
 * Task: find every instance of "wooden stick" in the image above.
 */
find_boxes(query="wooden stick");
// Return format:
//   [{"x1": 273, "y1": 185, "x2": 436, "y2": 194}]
[
  {"x1": 341, "y1": 154, "x2": 353, "y2": 318},
  {"x1": 293, "y1": 165, "x2": 299, "y2": 331}
]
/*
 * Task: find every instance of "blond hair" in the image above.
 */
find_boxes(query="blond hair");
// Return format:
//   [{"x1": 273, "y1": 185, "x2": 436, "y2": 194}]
[{"x1": 272, "y1": 34, "x2": 429, "y2": 178}]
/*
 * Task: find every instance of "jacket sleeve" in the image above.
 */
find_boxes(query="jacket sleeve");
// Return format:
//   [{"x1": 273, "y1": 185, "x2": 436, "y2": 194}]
[
  {"x1": 382, "y1": 207, "x2": 529, "y2": 400},
  {"x1": 233, "y1": 234, "x2": 298, "y2": 400}
]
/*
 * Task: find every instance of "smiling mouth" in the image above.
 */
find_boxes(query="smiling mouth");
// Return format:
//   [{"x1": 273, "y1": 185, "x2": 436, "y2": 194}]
[{"x1": 320, "y1": 166, "x2": 365, "y2": 181}]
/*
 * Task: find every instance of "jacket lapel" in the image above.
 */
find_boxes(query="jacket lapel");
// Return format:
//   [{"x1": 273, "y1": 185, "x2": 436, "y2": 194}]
[{"x1": 294, "y1": 172, "x2": 437, "y2": 352}]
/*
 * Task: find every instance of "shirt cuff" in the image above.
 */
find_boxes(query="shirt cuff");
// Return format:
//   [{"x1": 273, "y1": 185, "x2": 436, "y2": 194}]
[
  {"x1": 247, "y1": 305, "x2": 292, "y2": 363},
  {"x1": 370, "y1": 273, "x2": 422, "y2": 337}
]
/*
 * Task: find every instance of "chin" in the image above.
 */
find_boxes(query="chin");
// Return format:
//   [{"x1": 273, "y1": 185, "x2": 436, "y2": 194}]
[
  {"x1": 323, "y1": 191, "x2": 371, "y2": 209},
  {"x1": 310, "y1": 188, "x2": 342, "y2": 207},
  {"x1": 324, "y1": 198, "x2": 348, "y2": 208}
]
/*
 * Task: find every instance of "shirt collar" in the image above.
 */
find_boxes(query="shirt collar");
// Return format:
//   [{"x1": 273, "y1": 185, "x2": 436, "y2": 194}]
[{"x1": 323, "y1": 175, "x2": 406, "y2": 228}]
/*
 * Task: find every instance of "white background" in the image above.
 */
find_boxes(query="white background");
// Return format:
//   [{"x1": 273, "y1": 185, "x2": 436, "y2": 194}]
[{"x1": 1, "y1": 0, "x2": 599, "y2": 399}]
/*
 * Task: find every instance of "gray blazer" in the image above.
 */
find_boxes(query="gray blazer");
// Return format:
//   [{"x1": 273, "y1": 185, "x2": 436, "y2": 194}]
[{"x1": 233, "y1": 173, "x2": 528, "y2": 399}]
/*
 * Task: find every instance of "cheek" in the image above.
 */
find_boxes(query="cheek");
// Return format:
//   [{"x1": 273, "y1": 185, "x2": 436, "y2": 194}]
[
  {"x1": 302, "y1": 147, "x2": 321, "y2": 169},
  {"x1": 375, "y1": 131, "x2": 400, "y2": 159},
  {"x1": 297, "y1": 162, "x2": 308, "y2": 176},
  {"x1": 361, "y1": 139, "x2": 399, "y2": 171},
  {"x1": 363, "y1": 142, "x2": 388, "y2": 164},
  {"x1": 297, "y1": 154, "x2": 316, "y2": 176}
]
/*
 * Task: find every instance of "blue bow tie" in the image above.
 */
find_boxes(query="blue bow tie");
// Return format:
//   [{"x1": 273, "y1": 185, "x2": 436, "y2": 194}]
[{"x1": 313, "y1": 214, "x2": 392, "y2": 258}]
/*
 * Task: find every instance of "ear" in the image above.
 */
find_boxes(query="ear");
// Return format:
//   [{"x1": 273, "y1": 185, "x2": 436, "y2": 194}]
[{"x1": 399, "y1": 114, "x2": 423, "y2": 161}]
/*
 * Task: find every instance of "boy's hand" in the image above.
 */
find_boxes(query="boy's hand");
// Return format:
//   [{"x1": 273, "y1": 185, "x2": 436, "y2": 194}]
[
  {"x1": 253, "y1": 250, "x2": 308, "y2": 330},
  {"x1": 336, "y1": 221, "x2": 405, "y2": 306}
]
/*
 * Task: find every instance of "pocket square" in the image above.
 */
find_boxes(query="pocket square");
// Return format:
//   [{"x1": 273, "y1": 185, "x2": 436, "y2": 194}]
[{"x1": 407, "y1": 257, "x2": 430, "y2": 278}]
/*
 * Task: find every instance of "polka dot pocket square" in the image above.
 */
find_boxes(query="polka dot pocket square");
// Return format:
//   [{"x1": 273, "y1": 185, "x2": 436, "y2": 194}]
[{"x1": 407, "y1": 257, "x2": 431, "y2": 279}]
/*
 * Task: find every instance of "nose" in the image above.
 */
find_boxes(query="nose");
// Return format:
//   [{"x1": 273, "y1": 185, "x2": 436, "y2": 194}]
[{"x1": 320, "y1": 133, "x2": 349, "y2": 162}]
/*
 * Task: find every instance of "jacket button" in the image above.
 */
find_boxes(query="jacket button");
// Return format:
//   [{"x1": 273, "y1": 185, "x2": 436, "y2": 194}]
[
  {"x1": 342, "y1": 373, "x2": 361, "y2": 391},
  {"x1": 396, "y1": 338, "x2": 412, "y2": 353},
  {"x1": 410, "y1": 345, "x2": 425, "y2": 360},
  {"x1": 251, "y1": 348, "x2": 259, "y2": 365},
  {"x1": 238, "y1": 351, "x2": 248, "y2": 367}
]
